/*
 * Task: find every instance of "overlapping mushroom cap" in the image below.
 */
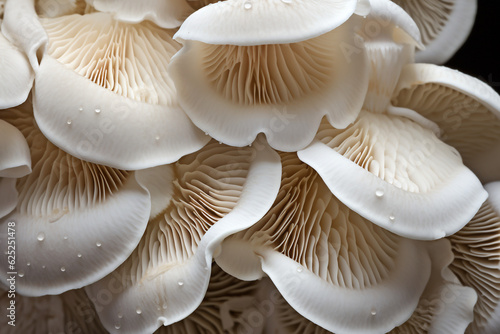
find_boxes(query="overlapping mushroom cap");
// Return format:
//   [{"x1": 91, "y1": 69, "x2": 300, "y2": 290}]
[
  {"x1": 169, "y1": 0, "x2": 372, "y2": 151},
  {"x1": 2, "y1": 0, "x2": 210, "y2": 169},
  {"x1": 0, "y1": 102, "x2": 152, "y2": 296},
  {"x1": 86, "y1": 138, "x2": 281, "y2": 333},
  {"x1": 298, "y1": 42, "x2": 497, "y2": 241},
  {"x1": 215, "y1": 153, "x2": 468, "y2": 333}
]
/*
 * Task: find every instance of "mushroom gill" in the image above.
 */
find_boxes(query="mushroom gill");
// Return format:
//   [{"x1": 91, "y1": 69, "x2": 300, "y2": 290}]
[
  {"x1": 217, "y1": 153, "x2": 433, "y2": 333},
  {"x1": 391, "y1": 0, "x2": 476, "y2": 63},
  {"x1": 0, "y1": 103, "x2": 151, "y2": 296},
  {"x1": 200, "y1": 33, "x2": 339, "y2": 106},
  {"x1": 448, "y1": 192, "x2": 500, "y2": 333},
  {"x1": 42, "y1": 13, "x2": 178, "y2": 105}
]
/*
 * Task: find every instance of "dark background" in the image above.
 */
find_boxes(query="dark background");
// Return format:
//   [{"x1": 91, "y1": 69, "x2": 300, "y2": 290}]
[{"x1": 445, "y1": 0, "x2": 500, "y2": 93}]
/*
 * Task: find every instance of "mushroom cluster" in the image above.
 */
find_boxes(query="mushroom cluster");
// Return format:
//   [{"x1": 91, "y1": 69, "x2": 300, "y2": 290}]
[{"x1": 1, "y1": 0, "x2": 499, "y2": 333}]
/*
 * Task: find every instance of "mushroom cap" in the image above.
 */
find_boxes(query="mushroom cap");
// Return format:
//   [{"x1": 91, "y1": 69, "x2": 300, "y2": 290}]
[
  {"x1": 35, "y1": 0, "x2": 88, "y2": 18},
  {"x1": 0, "y1": 116, "x2": 31, "y2": 219},
  {"x1": 449, "y1": 182, "x2": 500, "y2": 334},
  {"x1": 298, "y1": 111, "x2": 486, "y2": 240},
  {"x1": 0, "y1": 105, "x2": 152, "y2": 296},
  {"x1": 392, "y1": 63, "x2": 500, "y2": 183},
  {"x1": 0, "y1": 31, "x2": 34, "y2": 109},
  {"x1": 87, "y1": 0, "x2": 194, "y2": 29},
  {"x1": 217, "y1": 153, "x2": 436, "y2": 334},
  {"x1": 175, "y1": 0, "x2": 363, "y2": 45},
  {"x1": 86, "y1": 139, "x2": 281, "y2": 334},
  {"x1": 33, "y1": 12, "x2": 209, "y2": 169},
  {"x1": 169, "y1": 17, "x2": 369, "y2": 150},
  {"x1": 1, "y1": 0, "x2": 48, "y2": 70},
  {"x1": 392, "y1": 0, "x2": 477, "y2": 64}
]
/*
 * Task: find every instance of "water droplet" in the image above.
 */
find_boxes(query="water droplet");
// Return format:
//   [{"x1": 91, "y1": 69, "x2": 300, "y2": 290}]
[
  {"x1": 155, "y1": 135, "x2": 160, "y2": 141},
  {"x1": 60, "y1": 266, "x2": 66, "y2": 272},
  {"x1": 115, "y1": 324, "x2": 121, "y2": 330},
  {"x1": 204, "y1": 132, "x2": 209, "y2": 136},
  {"x1": 66, "y1": 119, "x2": 72, "y2": 125},
  {"x1": 18, "y1": 272, "x2": 24, "y2": 278},
  {"x1": 37, "y1": 232, "x2": 45, "y2": 241},
  {"x1": 204, "y1": 266, "x2": 209, "y2": 271},
  {"x1": 136, "y1": 308, "x2": 142, "y2": 315},
  {"x1": 178, "y1": 280, "x2": 184, "y2": 286},
  {"x1": 26, "y1": 262, "x2": 31, "y2": 266},
  {"x1": 117, "y1": 313, "x2": 123, "y2": 319},
  {"x1": 243, "y1": 1, "x2": 252, "y2": 9},
  {"x1": 375, "y1": 189, "x2": 384, "y2": 198},
  {"x1": 77, "y1": 253, "x2": 82, "y2": 258},
  {"x1": 297, "y1": 267, "x2": 303, "y2": 273},
  {"x1": 389, "y1": 215, "x2": 395, "y2": 223},
  {"x1": 370, "y1": 308, "x2": 377, "y2": 316},
  {"x1": 63, "y1": 235, "x2": 68, "y2": 240},
  {"x1": 162, "y1": 302, "x2": 168, "y2": 309},
  {"x1": 78, "y1": 107, "x2": 83, "y2": 112},
  {"x1": 42, "y1": 265, "x2": 46, "y2": 269},
  {"x1": 96, "y1": 242, "x2": 102, "y2": 247},
  {"x1": 95, "y1": 108, "x2": 101, "y2": 114}
]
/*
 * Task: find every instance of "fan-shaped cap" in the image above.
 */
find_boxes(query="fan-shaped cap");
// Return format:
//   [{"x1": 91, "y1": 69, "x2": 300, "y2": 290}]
[
  {"x1": 0, "y1": 31, "x2": 34, "y2": 109},
  {"x1": 86, "y1": 139, "x2": 281, "y2": 334},
  {"x1": 298, "y1": 111, "x2": 486, "y2": 240},
  {"x1": 0, "y1": 288, "x2": 108, "y2": 333},
  {"x1": 87, "y1": 0, "x2": 194, "y2": 29},
  {"x1": 392, "y1": 0, "x2": 476, "y2": 64},
  {"x1": 449, "y1": 182, "x2": 500, "y2": 334},
  {"x1": 0, "y1": 105, "x2": 151, "y2": 296},
  {"x1": 34, "y1": 12, "x2": 209, "y2": 169},
  {"x1": 170, "y1": 15, "x2": 369, "y2": 150},
  {"x1": 1, "y1": 0, "x2": 48, "y2": 70},
  {"x1": 217, "y1": 153, "x2": 437, "y2": 334},
  {"x1": 262, "y1": 239, "x2": 475, "y2": 334},
  {"x1": 0, "y1": 117, "x2": 31, "y2": 219},
  {"x1": 392, "y1": 64, "x2": 500, "y2": 183}
]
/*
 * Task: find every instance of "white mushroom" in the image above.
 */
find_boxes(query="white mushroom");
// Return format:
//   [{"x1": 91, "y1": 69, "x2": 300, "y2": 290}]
[
  {"x1": 169, "y1": 0, "x2": 370, "y2": 151},
  {"x1": 392, "y1": 64, "x2": 500, "y2": 183},
  {"x1": 31, "y1": 11, "x2": 209, "y2": 169},
  {"x1": 448, "y1": 182, "x2": 500, "y2": 334},
  {"x1": 298, "y1": 111, "x2": 486, "y2": 240},
  {"x1": 217, "y1": 153, "x2": 439, "y2": 333},
  {"x1": 86, "y1": 0, "x2": 194, "y2": 29},
  {"x1": 86, "y1": 138, "x2": 281, "y2": 334},
  {"x1": 391, "y1": 0, "x2": 477, "y2": 64},
  {"x1": 0, "y1": 102, "x2": 152, "y2": 296},
  {"x1": 0, "y1": 287, "x2": 108, "y2": 333},
  {"x1": 0, "y1": 28, "x2": 34, "y2": 109},
  {"x1": 0, "y1": 115, "x2": 31, "y2": 218}
]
